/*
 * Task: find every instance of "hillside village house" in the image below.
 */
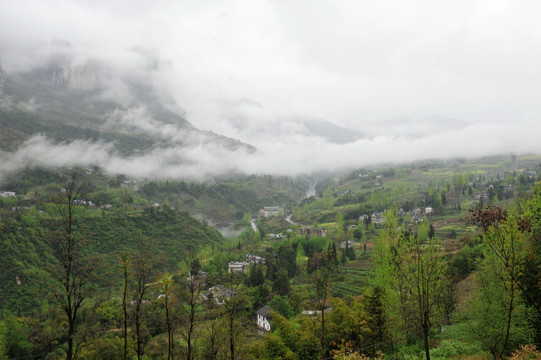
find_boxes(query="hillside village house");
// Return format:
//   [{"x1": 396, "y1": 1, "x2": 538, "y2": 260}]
[
  {"x1": 300, "y1": 227, "x2": 327, "y2": 237},
  {"x1": 256, "y1": 305, "x2": 272, "y2": 333},
  {"x1": 259, "y1": 206, "x2": 283, "y2": 217},
  {"x1": 205, "y1": 285, "x2": 235, "y2": 305},
  {"x1": 228, "y1": 262, "x2": 247, "y2": 274},
  {"x1": 228, "y1": 254, "x2": 265, "y2": 273},
  {"x1": 340, "y1": 240, "x2": 356, "y2": 249}
]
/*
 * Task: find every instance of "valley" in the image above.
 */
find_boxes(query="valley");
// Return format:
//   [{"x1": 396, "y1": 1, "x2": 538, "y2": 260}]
[{"x1": 0, "y1": 153, "x2": 540, "y2": 359}]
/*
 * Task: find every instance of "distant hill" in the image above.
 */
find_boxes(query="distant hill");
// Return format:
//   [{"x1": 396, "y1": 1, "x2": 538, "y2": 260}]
[{"x1": 0, "y1": 58, "x2": 254, "y2": 155}]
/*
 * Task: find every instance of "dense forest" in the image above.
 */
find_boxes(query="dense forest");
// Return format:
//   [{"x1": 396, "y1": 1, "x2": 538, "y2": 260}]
[{"x1": 1, "y1": 156, "x2": 541, "y2": 359}]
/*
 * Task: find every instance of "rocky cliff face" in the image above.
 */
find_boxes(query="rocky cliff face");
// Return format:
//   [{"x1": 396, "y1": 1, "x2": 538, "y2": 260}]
[{"x1": 50, "y1": 60, "x2": 106, "y2": 91}]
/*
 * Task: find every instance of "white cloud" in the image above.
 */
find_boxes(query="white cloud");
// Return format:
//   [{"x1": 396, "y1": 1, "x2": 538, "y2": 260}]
[{"x1": 1, "y1": 0, "x2": 540, "y2": 179}]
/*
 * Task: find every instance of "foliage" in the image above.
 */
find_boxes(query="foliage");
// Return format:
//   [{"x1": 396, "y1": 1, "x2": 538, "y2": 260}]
[
  {"x1": 273, "y1": 270, "x2": 292, "y2": 297},
  {"x1": 269, "y1": 295, "x2": 295, "y2": 319},
  {"x1": 508, "y1": 344, "x2": 541, "y2": 360},
  {"x1": 373, "y1": 209, "x2": 448, "y2": 360}
]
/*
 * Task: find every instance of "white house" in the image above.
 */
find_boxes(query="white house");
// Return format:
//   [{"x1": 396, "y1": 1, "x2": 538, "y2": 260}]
[
  {"x1": 228, "y1": 261, "x2": 247, "y2": 274},
  {"x1": 256, "y1": 305, "x2": 272, "y2": 332},
  {"x1": 340, "y1": 240, "x2": 356, "y2": 249},
  {"x1": 259, "y1": 206, "x2": 283, "y2": 217}
]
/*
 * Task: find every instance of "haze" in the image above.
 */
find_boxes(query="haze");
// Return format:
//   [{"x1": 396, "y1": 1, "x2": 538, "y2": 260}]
[{"x1": 1, "y1": 0, "x2": 541, "y2": 179}]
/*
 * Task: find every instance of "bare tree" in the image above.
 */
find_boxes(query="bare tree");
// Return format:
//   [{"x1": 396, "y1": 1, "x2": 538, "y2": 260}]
[
  {"x1": 158, "y1": 272, "x2": 176, "y2": 360},
  {"x1": 131, "y1": 235, "x2": 155, "y2": 360},
  {"x1": 200, "y1": 293, "x2": 223, "y2": 360},
  {"x1": 48, "y1": 173, "x2": 96, "y2": 360},
  {"x1": 307, "y1": 250, "x2": 336, "y2": 360},
  {"x1": 222, "y1": 272, "x2": 249, "y2": 360},
  {"x1": 118, "y1": 252, "x2": 130, "y2": 360},
  {"x1": 179, "y1": 258, "x2": 205, "y2": 360}
]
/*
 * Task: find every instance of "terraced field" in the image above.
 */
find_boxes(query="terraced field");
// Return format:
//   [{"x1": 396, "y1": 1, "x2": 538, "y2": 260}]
[{"x1": 332, "y1": 248, "x2": 374, "y2": 297}]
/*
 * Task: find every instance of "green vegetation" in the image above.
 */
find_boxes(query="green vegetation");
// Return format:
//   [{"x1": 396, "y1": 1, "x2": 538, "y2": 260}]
[{"x1": 1, "y1": 155, "x2": 541, "y2": 359}]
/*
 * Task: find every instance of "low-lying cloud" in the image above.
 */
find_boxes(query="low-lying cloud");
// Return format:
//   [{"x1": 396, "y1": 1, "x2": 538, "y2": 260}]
[{"x1": 2, "y1": 115, "x2": 540, "y2": 181}]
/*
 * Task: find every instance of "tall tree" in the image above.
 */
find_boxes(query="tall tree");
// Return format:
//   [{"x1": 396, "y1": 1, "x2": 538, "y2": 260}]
[
  {"x1": 158, "y1": 273, "x2": 175, "y2": 360},
  {"x1": 118, "y1": 252, "x2": 130, "y2": 360},
  {"x1": 272, "y1": 270, "x2": 291, "y2": 296},
  {"x1": 469, "y1": 205, "x2": 536, "y2": 358},
  {"x1": 373, "y1": 210, "x2": 448, "y2": 360},
  {"x1": 131, "y1": 235, "x2": 155, "y2": 360},
  {"x1": 179, "y1": 258, "x2": 206, "y2": 360},
  {"x1": 307, "y1": 249, "x2": 336, "y2": 360},
  {"x1": 47, "y1": 173, "x2": 96, "y2": 360},
  {"x1": 248, "y1": 264, "x2": 264, "y2": 287},
  {"x1": 222, "y1": 273, "x2": 249, "y2": 360}
]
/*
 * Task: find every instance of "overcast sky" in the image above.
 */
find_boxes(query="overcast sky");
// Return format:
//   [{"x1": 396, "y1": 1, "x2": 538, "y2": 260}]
[{"x1": 1, "y1": 0, "x2": 541, "y2": 178}]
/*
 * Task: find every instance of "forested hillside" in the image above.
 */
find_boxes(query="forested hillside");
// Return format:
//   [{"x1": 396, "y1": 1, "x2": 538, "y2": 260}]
[
  {"x1": 139, "y1": 176, "x2": 309, "y2": 219},
  {"x1": 0, "y1": 185, "x2": 223, "y2": 316}
]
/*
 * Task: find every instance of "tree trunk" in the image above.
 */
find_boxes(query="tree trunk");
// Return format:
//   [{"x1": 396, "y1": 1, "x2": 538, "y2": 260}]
[
  {"x1": 229, "y1": 315, "x2": 235, "y2": 360},
  {"x1": 67, "y1": 318, "x2": 74, "y2": 360},
  {"x1": 320, "y1": 308, "x2": 325, "y2": 360},
  {"x1": 123, "y1": 264, "x2": 128, "y2": 360},
  {"x1": 136, "y1": 303, "x2": 142, "y2": 360},
  {"x1": 422, "y1": 325, "x2": 430, "y2": 360},
  {"x1": 167, "y1": 303, "x2": 173, "y2": 360},
  {"x1": 498, "y1": 283, "x2": 515, "y2": 359}
]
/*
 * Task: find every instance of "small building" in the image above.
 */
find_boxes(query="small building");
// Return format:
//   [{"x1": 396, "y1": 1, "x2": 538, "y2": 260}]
[
  {"x1": 371, "y1": 212, "x2": 384, "y2": 224},
  {"x1": 256, "y1": 305, "x2": 272, "y2": 332},
  {"x1": 259, "y1": 206, "x2": 283, "y2": 217},
  {"x1": 302, "y1": 307, "x2": 333, "y2": 317},
  {"x1": 187, "y1": 270, "x2": 208, "y2": 287},
  {"x1": 340, "y1": 240, "x2": 356, "y2": 249},
  {"x1": 228, "y1": 261, "x2": 247, "y2": 274},
  {"x1": 0, "y1": 191, "x2": 16, "y2": 198},
  {"x1": 246, "y1": 254, "x2": 265, "y2": 265},
  {"x1": 300, "y1": 227, "x2": 327, "y2": 237},
  {"x1": 425, "y1": 207, "x2": 433, "y2": 215},
  {"x1": 207, "y1": 285, "x2": 235, "y2": 305}
]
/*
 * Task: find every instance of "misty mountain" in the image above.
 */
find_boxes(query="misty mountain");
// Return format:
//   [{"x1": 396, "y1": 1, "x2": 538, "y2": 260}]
[
  {"x1": 299, "y1": 118, "x2": 364, "y2": 144},
  {"x1": 0, "y1": 56, "x2": 254, "y2": 157}
]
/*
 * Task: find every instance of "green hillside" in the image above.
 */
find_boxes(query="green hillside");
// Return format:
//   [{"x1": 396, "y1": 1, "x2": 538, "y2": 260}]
[{"x1": 0, "y1": 203, "x2": 223, "y2": 315}]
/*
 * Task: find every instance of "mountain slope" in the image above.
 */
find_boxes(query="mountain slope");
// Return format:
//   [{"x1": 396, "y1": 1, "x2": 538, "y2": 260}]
[{"x1": 0, "y1": 58, "x2": 254, "y2": 156}]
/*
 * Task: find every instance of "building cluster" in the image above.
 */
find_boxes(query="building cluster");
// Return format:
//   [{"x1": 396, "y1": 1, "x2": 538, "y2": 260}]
[
  {"x1": 256, "y1": 305, "x2": 333, "y2": 333},
  {"x1": 203, "y1": 285, "x2": 236, "y2": 305},
  {"x1": 228, "y1": 254, "x2": 265, "y2": 273},
  {"x1": 73, "y1": 199, "x2": 95, "y2": 206},
  {"x1": 299, "y1": 227, "x2": 327, "y2": 237},
  {"x1": 267, "y1": 233, "x2": 286, "y2": 240},
  {"x1": 361, "y1": 206, "x2": 434, "y2": 225},
  {"x1": 186, "y1": 270, "x2": 207, "y2": 287},
  {"x1": 120, "y1": 180, "x2": 139, "y2": 189},
  {"x1": 408, "y1": 207, "x2": 433, "y2": 223}
]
